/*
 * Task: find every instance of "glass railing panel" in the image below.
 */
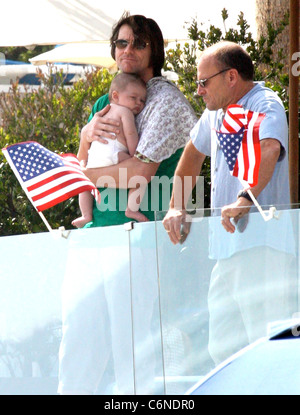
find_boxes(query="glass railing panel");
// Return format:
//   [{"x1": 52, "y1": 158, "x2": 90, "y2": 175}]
[
  {"x1": 1, "y1": 205, "x2": 299, "y2": 395},
  {"x1": 58, "y1": 225, "x2": 134, "y2": 395},
  {"x1": 0, "y1": 225, "x2": 134, "y2": 395},
  {"x1": 155, "y1": 206, "x2": 299, "y2": 394},
  {"x1": 154, "y1": 211, "x2": 215, "y2": 395},
  {"x1": 0, "y1": 231, "x2": 66, "y2": 394},
  {"x1": 127, "y1": 221, "x2": 164, "y2": 394}
]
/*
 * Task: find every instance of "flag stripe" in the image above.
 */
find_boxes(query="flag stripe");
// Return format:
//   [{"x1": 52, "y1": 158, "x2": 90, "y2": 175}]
[
  {"x1": 36, "y1": 185, "x2": 96, "y2": 211},
  {"x1": 245, "y1": 112, "x2": 256, "y2": 184},
  {"x1": 31, "y1": 177, "x2": 95, "y2": 201},
  {"x1": 29, "y1": 173, "x2": 92, "y2": 198},
  {"x1": 35, "y1": 184, "x2": 96, "y2": 211},
  {"x1": 242, "y1": 129, "x2": 250, "y2": 182},
  {"x1": 249, "y1": 111, "x2": 263, "y2": 186},
  {"x1": 27, "y1": 169, "x2": 88, "y2": 192},
  {"x1": 222, "y1": 114, "x2": 243, "y2": 133},
  {"x1": 222, "y1": 104, "x2": 247, "y2": 133},
  {"x1": 233, "y1": 157, "x2": 239, "y2": 177}
]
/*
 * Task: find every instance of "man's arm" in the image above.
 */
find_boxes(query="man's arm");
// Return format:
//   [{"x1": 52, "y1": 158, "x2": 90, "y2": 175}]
[
  {"x1": 77, "y1": 105, "x2": 121, "y2": 162},
  {"x1": 163, "y1": 140, "x2": 206, "y2": 244},
  {"x1": 83, "y1": 154, "x2": 160, "y2": 189},
  {"x1": 221, "y1": 138, "x2": 281, "y2": 233}
]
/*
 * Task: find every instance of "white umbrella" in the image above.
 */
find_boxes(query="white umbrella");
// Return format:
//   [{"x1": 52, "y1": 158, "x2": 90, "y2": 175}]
[
  {"x1": 29, "y1": 42, "x2": 118, "y2": 72},
  {"x1": 0, "y1": 1, "x2": 258, "y2": 48},
  {"x1": 0, "y1": 0, "x2": 115, "y2": 47}
]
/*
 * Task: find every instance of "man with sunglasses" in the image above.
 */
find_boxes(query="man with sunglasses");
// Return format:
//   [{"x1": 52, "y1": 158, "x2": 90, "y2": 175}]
[
  {"x1": 77, "y1": 13, "x2": 197, "y2": 226},
  {"x1": 58, "y1": 13, "x2": 197, "y2": 395},
  {"x1": 163, "y1": 41, "x2": 295, "y2": 365}
]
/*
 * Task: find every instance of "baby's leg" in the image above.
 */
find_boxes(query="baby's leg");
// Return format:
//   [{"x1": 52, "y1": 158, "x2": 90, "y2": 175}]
[
  {"x1": 125, "y1": 185, "x2": 149, "y2": 223},
  {"x1": 117, "y1": 151, "x2": 131, "y2": 163},
  {"x1": 72, "y1": 191, "x2": 94, "y2": 228},
  {"x1": 117, "y1": 151, "x2": 149, "y2": 222}
]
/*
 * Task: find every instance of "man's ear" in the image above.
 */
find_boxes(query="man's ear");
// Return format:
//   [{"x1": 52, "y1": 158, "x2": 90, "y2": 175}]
[{"x1": 228, "y1": 68, "x2": 239, "y2": 86}]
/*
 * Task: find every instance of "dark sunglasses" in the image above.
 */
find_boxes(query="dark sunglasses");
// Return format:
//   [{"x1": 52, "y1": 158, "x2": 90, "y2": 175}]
[
  {"x1": 113, "y1": 39, "x2": 150, "y2": 50},
  {"x1": 196, "y1": 68, "x2": 231, "y2": 88}
]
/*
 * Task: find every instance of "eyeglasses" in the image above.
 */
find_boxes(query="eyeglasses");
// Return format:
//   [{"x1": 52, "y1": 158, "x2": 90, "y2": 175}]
[
  {"x1": 196, "y1": 68, "x2": 231, "y2": 88},
  {"x1": 113, "y1": 39, "x2": 150, "y2": 50}
]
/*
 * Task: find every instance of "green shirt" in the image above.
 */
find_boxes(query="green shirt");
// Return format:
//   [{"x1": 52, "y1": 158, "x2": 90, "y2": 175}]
[{"x1": 84, "y1": 77, "x2": 197, "y2": 228}]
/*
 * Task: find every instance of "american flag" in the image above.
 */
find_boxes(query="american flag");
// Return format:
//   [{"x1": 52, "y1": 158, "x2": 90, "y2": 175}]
[
  {"x1": 2, "y1": 141, "x2": 100, "y2": 212},
  {"x1": 216, "y1": 104, "x2": 265, "y2": 187}
]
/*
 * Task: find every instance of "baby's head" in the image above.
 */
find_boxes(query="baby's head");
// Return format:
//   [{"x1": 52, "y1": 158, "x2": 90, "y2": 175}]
[{"x1": 109, "y1": 73, "x2": 147, "y2": 115}]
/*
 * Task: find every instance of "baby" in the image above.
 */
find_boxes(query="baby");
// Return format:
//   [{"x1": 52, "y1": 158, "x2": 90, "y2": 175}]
[{"x1": 72, "y1": 73, "x2": 148, "y2": 228}]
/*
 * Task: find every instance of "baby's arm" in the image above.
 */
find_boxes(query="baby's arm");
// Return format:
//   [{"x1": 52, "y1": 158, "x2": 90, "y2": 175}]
[
  {"x1": 120, "y1": 109, "x2": 139, "y2": 157},
  {"x1": 77, "y1": 145, "x2": 89, "y2": 165},
  {"x1": 80, "y1": 159, "x2": 87, "y2": 168}
]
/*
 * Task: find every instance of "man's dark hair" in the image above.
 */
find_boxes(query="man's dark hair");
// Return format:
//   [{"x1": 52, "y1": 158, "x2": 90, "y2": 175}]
[
  {"x1": 213, "y1": 42, "x2": 254, "y2": 81},
  {"x1": 110, "y1": 12, "x2": 165, "y2": 77}
]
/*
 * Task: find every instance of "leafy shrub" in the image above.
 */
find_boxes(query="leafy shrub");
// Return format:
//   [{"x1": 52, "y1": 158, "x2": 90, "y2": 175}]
[{"x1": 0, "y1": 67, "x2": 113, "y2": 235}]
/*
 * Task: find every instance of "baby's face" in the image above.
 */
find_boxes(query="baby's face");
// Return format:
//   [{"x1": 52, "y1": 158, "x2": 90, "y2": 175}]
[{"x1": 118, "y1": 83, "x2": 147, "y2": 115}]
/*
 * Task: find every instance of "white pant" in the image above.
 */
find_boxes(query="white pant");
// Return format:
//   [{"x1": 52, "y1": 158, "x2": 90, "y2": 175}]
[
  {"x1": 208, "y1": 246, "x2": 297, "y2": 365},
  {"x1": 57, "y1": 243, "x2": 158, "y2": 394}
]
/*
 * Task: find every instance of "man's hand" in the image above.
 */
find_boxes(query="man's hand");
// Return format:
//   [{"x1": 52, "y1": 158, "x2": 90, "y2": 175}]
[
  {"x1": 81, "y1": 105, "x2": 120, "y2": 145},
  {"x1": 162, "y1": 208, "x2": 191, "y2": 245},
  {"x1": 221, "y1": 198, "x2": 252, "y2": 233}
]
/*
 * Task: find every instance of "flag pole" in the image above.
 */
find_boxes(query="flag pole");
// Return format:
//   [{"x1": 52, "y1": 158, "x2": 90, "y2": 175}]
[
  {"x1": 245, "y1": 187, "x2": 278, "y2": 222},
  {"x1": 38, "y1": 211, "x2": 54, "y2": 233},
  {"x1": 38, "y1": 210, "x2": 71, "y2": 238}
]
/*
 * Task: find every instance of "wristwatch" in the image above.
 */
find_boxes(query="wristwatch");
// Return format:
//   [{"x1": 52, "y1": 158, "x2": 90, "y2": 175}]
[{"x1": 237, "y1": 189, "x2": 253, "y2": 202}]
